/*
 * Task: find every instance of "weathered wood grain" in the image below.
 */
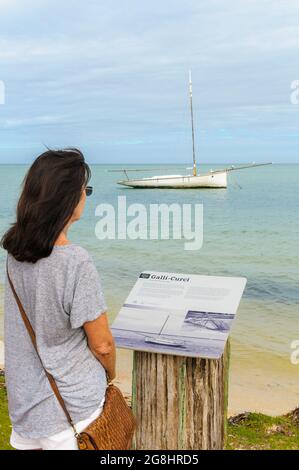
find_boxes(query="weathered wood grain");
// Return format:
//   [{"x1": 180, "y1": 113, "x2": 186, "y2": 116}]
[{"x1": 131, "y1": 342, "x2": 230, "y2": 450}]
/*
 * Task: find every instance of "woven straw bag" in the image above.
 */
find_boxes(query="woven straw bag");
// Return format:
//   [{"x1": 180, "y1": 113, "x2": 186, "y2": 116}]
[{"x1": 77, "y1": 380, "x2": 136, "y2": 450}]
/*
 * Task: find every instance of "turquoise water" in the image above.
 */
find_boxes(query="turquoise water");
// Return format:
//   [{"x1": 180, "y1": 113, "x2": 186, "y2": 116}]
[{"x1": 0, "y1": 163, "x2": 298, "y2": 412}]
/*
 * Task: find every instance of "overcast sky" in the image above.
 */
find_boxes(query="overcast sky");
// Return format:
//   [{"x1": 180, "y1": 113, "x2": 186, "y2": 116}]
[{"x1": 0, "y1": 0, "x2": 298, "y2": 164}]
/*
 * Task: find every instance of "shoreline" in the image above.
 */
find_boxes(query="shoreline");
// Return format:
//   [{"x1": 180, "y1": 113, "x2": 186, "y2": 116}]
[
  {"x1": 0, "y1": 339, "x2": 3, "y2": 369},
  {"x1": 0, "y1": 340, "x2": 297, "y2": 417},
  {"x1": 114, "y1": 348, "x2": 299, "y2": 417}
]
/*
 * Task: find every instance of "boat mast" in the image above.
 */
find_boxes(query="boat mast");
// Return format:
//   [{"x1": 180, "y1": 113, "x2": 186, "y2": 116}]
[{"x1": 189, "y1": 70, "x2": 197, "y2": 176}]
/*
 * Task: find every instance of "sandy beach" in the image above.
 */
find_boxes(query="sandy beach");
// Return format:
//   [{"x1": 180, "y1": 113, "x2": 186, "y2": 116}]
[
  {"x1": 114, "y1": 347, "x2": 298, "y2": 417},
  {"x1": 0, "y1": 338, "x2": 297, "y2": 417}
]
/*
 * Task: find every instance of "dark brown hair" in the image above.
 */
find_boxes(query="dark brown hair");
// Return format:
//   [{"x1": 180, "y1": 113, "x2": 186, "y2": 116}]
[{"x1": 1, "y1": 148, "x2": 91, "y2": 263}]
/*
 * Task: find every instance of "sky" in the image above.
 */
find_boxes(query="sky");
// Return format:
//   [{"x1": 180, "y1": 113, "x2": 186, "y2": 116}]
[{"x1": 0, "y1": 0, "x2": 299, "y2": 164}]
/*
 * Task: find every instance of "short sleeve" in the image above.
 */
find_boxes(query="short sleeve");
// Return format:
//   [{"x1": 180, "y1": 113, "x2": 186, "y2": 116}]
[{"x1": 70, "y1": 259, "x2": 107, "y2": 329}]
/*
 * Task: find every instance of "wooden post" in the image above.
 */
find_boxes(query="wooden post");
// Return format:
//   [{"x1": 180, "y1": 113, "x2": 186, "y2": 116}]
[{"x1": 131, "y1": 341, "x2": 230, "y2": 450}]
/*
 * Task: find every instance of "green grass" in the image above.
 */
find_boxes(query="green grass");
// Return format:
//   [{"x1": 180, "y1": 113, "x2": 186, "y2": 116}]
[
  {"x1": 226, "y1": 411, "x2": 299, "y2": 450},
  {"x1": 0, "y1": 376, "x2": 13, "y2": 450},
  {"x1": 0, "y1": 374, "x2": 298, "y2": 450}
]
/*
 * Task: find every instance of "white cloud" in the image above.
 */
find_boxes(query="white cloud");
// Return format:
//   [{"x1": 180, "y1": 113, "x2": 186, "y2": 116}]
[
  {"x1": 0, "y1": 0, "x2": 13, "y2": 7},
  {"x1": 0, "y1": 0, "x2": 299, "y2": 162},
  {"x1": 2, "y1": 114, "x2": 70, "y2": 128}
]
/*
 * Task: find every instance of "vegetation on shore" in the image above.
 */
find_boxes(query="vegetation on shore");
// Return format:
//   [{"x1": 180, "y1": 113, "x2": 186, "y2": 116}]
[
  {"x1": 0, "y1": 374, "x2": 13, "y2": 450},
  {"x1": 227, "y1": 410, "x2": 299, "y2": 450},
  {"x1": 0, "y1": 372, "x2": 298, "y2": 450}
]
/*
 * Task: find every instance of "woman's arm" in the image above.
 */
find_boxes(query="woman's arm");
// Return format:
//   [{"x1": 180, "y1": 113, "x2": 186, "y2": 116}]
[{"x1": 84, "y1": 313, "x2": 116, "y2": 381}]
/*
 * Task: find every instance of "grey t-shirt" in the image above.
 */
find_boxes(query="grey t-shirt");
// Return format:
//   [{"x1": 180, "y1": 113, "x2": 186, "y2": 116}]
[{"x1": 4, "y1": 244, "x2": 108, "y2": 439}]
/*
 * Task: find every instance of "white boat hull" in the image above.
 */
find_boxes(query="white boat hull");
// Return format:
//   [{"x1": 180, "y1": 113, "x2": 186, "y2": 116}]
[
  {"x1": 118, "y1": 172, "x2": 227, "y2": 188},
  {"x1": 144, "y1": 336, "x2": 186, "y2": 347}
]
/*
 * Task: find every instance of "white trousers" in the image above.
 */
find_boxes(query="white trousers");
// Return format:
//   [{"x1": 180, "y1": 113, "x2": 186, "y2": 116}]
[{"x1": 10, "y1": 397, "x2": 105, "y2": 451}]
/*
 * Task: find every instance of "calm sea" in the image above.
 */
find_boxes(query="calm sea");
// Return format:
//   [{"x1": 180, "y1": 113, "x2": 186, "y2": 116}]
[{"x1": 0, "y1": 163, "x2": 298, "y2": 412}]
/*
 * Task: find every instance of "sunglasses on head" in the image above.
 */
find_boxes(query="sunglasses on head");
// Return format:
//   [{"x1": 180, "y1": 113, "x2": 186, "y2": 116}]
[{"x1": 85, "y1": 186, "x2": 93, "y2": 196}]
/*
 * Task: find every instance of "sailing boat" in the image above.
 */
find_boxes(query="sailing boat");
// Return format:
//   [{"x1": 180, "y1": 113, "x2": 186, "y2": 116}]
[
  {"x1": 144, "y1": 315, "x2": 187, "y2": 348},
  {"x1": 113, "y1": 71, "x2": 272, "y2": 189}
]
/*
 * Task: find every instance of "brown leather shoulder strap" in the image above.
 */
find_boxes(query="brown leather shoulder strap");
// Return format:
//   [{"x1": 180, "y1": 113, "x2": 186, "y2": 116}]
[{"x1": 6, "y1": 257, "x2": 76, "y2": 431}]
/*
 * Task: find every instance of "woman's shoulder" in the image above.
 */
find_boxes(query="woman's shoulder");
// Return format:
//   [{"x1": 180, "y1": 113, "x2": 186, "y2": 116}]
[
  {"x1": 50, "y1": 244, "x2": 99, "y2": 282},
  {"x1": 52, "y1": 244, "x2": 92, "y2": 264}
]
